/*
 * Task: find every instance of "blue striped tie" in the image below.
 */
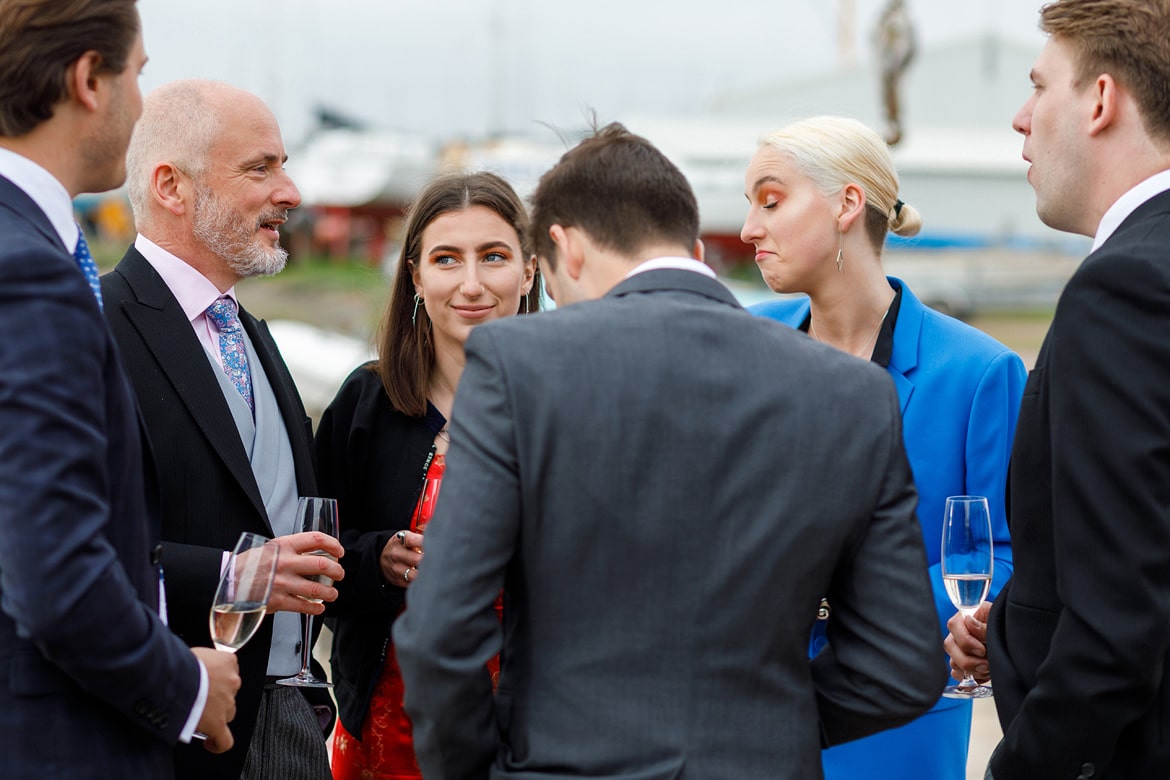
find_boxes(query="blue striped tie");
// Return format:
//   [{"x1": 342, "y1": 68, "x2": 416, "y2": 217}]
[{"x1": 73, "y1": 227, "x2": 103, "y2": 310}]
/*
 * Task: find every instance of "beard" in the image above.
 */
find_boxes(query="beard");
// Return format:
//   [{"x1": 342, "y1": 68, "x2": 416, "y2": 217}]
[{"x1": 191, "y1": 183, "x2": 289, "y2": 278}]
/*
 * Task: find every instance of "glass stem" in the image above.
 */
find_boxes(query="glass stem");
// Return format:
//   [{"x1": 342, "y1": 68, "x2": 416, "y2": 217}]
[{"x1": 298, "y1": 613, "x2": 314, "y2": 678}]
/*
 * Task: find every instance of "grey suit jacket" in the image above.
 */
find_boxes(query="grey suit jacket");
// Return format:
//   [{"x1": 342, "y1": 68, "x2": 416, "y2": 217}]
[{"x1": 394, "y1": 269, "x2": 944, "y2": 780}]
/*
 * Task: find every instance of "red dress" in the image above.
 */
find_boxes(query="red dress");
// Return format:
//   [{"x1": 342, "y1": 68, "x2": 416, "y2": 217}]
[{"x1": 331, "y1": 456, "x2": 501, "y2": 780}]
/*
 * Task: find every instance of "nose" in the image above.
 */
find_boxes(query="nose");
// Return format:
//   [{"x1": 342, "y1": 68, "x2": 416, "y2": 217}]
[
  {"x1": 275, "y1": 170, "x2": 301, "y2": 209},
  {"x1": 461, "y1": 262, "x2": 483, "y2": 298},
  {"x1": 740, "y1": 208, "x2": 761, "y2": 245},
  {"x1": 1012, "y1": 96, "x2": 1033, "y2": 137}
]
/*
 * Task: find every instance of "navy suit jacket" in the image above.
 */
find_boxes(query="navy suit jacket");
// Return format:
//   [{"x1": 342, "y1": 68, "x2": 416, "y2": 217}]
[
  {"x1": 989, "y1": 188, "x2": 1170, "y2": 779},
  {"x1": 102, "y1": 245, "x2": 331, "y2": 780},
  {"x1": 0, "y1": 175, "x2": 200, "y2": 778}
]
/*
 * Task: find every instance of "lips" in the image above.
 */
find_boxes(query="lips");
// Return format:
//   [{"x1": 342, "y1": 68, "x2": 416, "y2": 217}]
[
  {"x1": 453, "y1": 305, "x2": 494, "y2": 321},
  {"x1": 258, "y1": 212, "x2": 287, "y2": 240}
]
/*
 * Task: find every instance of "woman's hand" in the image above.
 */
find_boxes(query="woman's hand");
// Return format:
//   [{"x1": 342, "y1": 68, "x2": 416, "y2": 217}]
[
  {"x1": 380, "y1": 529, "x2": 424, "y2": 588},
  {"x1": 944, "y1": 601, "x2": 992, "y2": 684}
]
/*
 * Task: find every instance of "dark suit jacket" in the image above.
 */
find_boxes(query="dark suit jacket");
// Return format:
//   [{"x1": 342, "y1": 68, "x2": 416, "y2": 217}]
[
  {"x1": 989, "y1": 188, "x2": 1170, "y2": 780},
  {"x1": 393, "y1": 269, "x2": 945, "y2": 780},
  {"x1": 0, "y1": 175, "x2": 200, "y2": 778},
  {"x1": 102, "y1": 245, "x2": 331, "y2": 780}
]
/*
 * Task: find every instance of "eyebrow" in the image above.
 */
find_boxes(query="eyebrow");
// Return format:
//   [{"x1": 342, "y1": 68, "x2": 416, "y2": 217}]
[
  {"x1": 239, "y1": 153, "x2": 287, "y2": 169},
  {"x1": 745, "y1": 174, "x2": 784, "y2": 200},
  {"x1": 428, "y1": 240, "x2": 515, "y2": 255}
]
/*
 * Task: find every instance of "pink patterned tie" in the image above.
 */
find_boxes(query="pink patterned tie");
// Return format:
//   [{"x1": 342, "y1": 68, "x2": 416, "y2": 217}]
[{"x1": 205, "y1": 297, "x2": 254, "y2": 413}]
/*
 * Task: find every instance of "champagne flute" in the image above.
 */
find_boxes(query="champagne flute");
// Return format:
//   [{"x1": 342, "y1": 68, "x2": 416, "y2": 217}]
[
  {"x1": 941, "y1": 495, "x2": 994, "y2": 699},
  {"x1": 209, "y1": 532, "x2": 280, "y2": 652},
  {"x1": 276, "y1": 497, "x2": 339, "y2": 688},
  {"x1": 194, "y1": 532, "x2": 279, "y2": 740}
]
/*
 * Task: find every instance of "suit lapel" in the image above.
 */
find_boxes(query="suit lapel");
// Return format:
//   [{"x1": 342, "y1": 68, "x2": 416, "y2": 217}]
[
  {"x1": 885, "y1": 277, "x2": 920, "y2": 416},
  {"x1": 241, "y1": 313, "x2": 317, "y2": 496},
  {"x1": 0, "y1": 175, "x2": 67, "y2": 252},
  {"x1": 113, "y1": 249, "x2": 267, "y2": 518}
]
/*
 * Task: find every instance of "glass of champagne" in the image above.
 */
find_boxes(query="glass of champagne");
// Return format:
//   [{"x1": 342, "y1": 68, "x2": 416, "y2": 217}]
[
  {"x1": 276, "y1": 497, "x2": 339, "y2": 688},
  {"x1": 941, "y1": 495, "x2": 994, "y2": 699},
  {"x1": 194, "y1": 532, "x2": 279, "y2": 740},
  {"x1": 210, "y1": 532, "x2": 280, "y2": 652}
]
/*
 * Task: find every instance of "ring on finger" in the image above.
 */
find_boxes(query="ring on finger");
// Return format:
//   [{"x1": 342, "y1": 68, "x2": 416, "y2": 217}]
[
  {"x1": 395, "y1": 530, "x2": 407, "y2": 546},
  {"x1": 403, "y1": 567, "x2": 412, "y2": 583}
]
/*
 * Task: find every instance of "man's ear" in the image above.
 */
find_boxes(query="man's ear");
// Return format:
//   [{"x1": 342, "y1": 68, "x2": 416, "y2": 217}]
[
  {"x1": 1088, "y1": 73, "x2": 1119, "y2": 137},
  {"x1": 549, "y1": 224, "x2": 586, "y2": 281},
  {"x1": 67, "y1": 51, "x2": 104, "y2": 112},
  {"x1": 152, "y1": 163, "x2": 188, "y2": 217}
]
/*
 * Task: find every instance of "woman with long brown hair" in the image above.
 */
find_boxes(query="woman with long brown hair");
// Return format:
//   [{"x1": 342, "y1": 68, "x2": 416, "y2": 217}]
[{"x1": 317, "y1": 171, "x2": 538, "y2": 779}]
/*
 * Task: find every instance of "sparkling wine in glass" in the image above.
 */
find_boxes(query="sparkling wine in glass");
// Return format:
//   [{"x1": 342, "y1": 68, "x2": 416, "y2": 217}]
[
  {"x1": 209, "y1": 532, "x2": 279, "y2": 653},
  {"x1": 193, "y1": 532, "x2": 279, "y2": 740},
  {"x1": 276, "y1": 497, "x2": 338, "y2": 688},
  {"x1": 941, "y1": 495, "x2": 994, "y2": 699}
]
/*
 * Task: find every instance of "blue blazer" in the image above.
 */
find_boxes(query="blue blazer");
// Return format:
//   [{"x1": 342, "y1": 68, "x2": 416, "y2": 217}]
[
  {"x1": 752, "y1": 278, "x2": 1025, "y2": 779},
  {"x1": 0, "y1": 175, "x2": 200, "y2": 779}
]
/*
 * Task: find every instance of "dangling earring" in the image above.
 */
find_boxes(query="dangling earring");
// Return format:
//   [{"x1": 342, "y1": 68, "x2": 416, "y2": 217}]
[
  {"x1": 835, "y1": 236, "x2": 844, "y2": 273},
  {"x1": 520, "y1": 294, "x2": 528, "y2": 315},
  {"x1": 412, "y1": 294, "x2": 422, "y2": 326}
]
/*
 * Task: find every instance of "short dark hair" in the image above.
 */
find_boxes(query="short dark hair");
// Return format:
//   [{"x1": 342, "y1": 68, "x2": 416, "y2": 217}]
[
  {"x1": 376, "y1": 171, "x2": 541, "y2": 417},
  {"x1": 529, "y1": 122, "x2": 700, "y2": 268},
  {"x1": 0, "y1": 0, "x2": 140, "y2": 137},
  {"x1": 1040, "y1": 0, "x2": 1170, "y2": 143}
]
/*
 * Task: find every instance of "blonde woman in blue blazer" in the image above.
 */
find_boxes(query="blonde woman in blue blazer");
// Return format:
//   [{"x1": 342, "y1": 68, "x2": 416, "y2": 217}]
[{"x1": 742, "y1": 116, "x2": 1026, "y2": 780}]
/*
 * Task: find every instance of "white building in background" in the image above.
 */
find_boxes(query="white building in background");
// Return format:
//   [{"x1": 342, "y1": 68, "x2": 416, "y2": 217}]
[{"x1": 627, "y1": 35, "x2": 1086, "y2": 254}]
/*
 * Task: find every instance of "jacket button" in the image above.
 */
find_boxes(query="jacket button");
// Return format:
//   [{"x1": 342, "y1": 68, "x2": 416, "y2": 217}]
[
  {"x1": 1076, "y1": 763, "x2": 1095, "y2": 779},
  {"x1": 151, "y1": 544, "x2": 163, "y2": 567}
]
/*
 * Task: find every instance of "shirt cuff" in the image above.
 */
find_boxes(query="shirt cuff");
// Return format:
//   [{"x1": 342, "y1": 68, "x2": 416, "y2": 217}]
[{"x1": 178, "y1": 657, "x2": 210, "y2": 742}]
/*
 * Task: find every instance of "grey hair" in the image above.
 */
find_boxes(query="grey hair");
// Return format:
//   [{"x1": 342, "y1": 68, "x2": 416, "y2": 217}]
[{"x1": 124, "y1": 79, "x2": 224, "y2": 221}]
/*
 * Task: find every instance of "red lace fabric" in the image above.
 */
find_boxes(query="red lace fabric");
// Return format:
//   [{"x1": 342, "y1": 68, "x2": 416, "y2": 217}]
[{"x1": 331, "y1": 456, "x2": 501, "y2": 780}]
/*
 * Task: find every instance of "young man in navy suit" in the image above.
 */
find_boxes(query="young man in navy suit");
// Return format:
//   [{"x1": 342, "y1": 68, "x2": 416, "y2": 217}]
[
  {"x1": 0, "y1": 2, "x2": 240, "y2": 777},
  {"x1": 947, "y1": 1, "x2": 1170, "y2": 778}
]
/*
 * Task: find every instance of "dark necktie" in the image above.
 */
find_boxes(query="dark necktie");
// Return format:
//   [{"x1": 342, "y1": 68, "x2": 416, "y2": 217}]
[
  {"x1": 204, "y1": 297, "x2": 254, "y2": 413},
  {"x1": 73, "y1": 227, "x2": 103, "y2": 310}
]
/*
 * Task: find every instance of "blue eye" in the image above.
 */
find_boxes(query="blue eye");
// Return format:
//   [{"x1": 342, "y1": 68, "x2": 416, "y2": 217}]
[{"x1": 483, "y1": 252, "x2": 508, "y2": 263}]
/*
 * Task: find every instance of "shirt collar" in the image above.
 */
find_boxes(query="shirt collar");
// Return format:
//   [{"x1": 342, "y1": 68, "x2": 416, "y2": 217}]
[
  {"x1": 0, "y1": 146, "x2": 79, "y2": 253},
  {"x1": 623, "y1": 256, "x2": 716, "y2": 280},
  {"x1": 1092, "y1": 168, "x2": 1170, "y2": 252},
  {"x1": 134, "y1": 233, "x2": 238, "y2": 322}
]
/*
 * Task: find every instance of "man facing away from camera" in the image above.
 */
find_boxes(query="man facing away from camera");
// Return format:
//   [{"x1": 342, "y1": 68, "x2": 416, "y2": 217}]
[{"x1": 395, "y1": 122, "x2": 944, "y2": 780}]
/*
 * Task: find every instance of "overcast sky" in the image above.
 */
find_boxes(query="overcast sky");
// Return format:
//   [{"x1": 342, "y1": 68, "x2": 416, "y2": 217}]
[{"x1": 136, "y1": 0, "x2": 1046, "y2": 147}]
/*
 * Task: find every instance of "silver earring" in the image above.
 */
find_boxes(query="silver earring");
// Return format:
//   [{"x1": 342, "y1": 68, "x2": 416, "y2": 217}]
[
  {"x1": 835, "y1": 248, "x2": 844, "y2": 273},
  {"x1": 412, "y1": 294, "x2": 422, "y2": 326},
  {"x1": 521, "y1": 295, "x2": 528, "y2": 315}
]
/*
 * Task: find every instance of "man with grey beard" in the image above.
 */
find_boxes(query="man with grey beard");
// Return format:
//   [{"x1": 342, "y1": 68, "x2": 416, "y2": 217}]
[{"x1": 101, "y1": 79, "x2": 344, "y2": 780}]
